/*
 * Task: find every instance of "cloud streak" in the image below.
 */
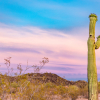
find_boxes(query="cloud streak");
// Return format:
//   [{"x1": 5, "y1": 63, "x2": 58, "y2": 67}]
[{"x1": 0, "y1": 23, "x2": 100, "y2": 80}]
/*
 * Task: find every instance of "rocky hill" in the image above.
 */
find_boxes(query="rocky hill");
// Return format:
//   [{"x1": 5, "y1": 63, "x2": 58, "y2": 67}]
[{"x1": 7, "y1": 72, "x2": 87, "y2": 88}]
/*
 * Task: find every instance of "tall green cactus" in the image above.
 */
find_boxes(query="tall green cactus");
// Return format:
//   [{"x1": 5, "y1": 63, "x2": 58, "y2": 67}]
[{"x1": 88, "y1": 14, "x2": 100, "y2": 100}]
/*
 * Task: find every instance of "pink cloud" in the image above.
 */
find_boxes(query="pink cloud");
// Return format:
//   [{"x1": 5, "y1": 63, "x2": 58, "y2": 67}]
[{"x1": 0, "y1": 23, "x2": 100, "y2": 75}]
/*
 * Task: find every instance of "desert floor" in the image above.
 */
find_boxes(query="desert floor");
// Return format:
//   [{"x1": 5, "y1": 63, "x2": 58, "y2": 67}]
[{"x1": 76, "y1": 93, "x2": 100, "y2": 100}]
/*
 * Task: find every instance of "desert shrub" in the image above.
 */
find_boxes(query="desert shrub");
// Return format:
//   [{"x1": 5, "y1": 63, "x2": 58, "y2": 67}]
[
  {"x1": 11, "y1": 82, "x2": 19, "y2": 88},
  {"x1": 33, "y1": 91, "x2": 46, "y2": 100},
  {"x1": 67, "y1": 85, "x2": 80, "y2": 100},
  {"x1": 75, "y1": 81, "x2": 87, "y2": 88},
  {"x1": 10, "y1": 82, "x2": 19, "y2": 94},
  {"x1": 25, "y1": 83, "x2": 46, "y2": 100},
  {"x1": 56, "y1": 85, "x2": 67, "y2": 95},
  {"x1": 19, "y1": 74, "x2": 28, "y2": 80},
  {"x1": 44, "y1": 82, "x2": 56, "y2": 88},
  {"x1": 0, "y1": 86, "x2": 3, "y2": 95},
  {"x1": 98, "y1": 82, "x2": 100, "y2": 93},
  {"x1": 79, "y1": 84, "x2": 88, "y2": 98}
]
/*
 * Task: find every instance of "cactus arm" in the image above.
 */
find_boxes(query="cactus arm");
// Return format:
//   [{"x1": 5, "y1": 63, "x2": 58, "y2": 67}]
[
  {"x1": 95, "y1": 36, "x2": 100, "y2": 49},
  {"x1": 88, "y1": 14, "x2": 98, "y2": 100}
]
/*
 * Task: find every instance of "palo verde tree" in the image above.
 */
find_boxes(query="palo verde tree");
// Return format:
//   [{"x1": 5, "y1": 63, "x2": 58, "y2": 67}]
[{"x1": 88, "y1": 13, "x2": 100, "y2": 100}]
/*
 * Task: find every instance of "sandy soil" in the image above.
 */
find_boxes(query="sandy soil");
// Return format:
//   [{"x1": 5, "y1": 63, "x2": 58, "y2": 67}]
[
  {"x1": 2, "y1": 93, "x2": 100, "y2": 100},
  {"x1": 76, "y1": 93, "x2": 100, "y2": 100}
]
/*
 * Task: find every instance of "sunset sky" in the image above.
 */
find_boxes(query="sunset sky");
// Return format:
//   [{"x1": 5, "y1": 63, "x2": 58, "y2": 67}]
[{"x1": 0, "y1": 0, "x2": 100, "y2": 81}]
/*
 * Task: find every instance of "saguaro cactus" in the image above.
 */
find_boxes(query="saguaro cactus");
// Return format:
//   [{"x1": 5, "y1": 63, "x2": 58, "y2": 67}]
[{"x1": 88, "y1": 13, "x2": 100, "y2": 100}]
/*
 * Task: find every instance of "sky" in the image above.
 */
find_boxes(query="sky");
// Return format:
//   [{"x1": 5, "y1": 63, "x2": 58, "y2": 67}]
[{"x1": 0, "y1": 0, "x2": 100, "y2": 81}]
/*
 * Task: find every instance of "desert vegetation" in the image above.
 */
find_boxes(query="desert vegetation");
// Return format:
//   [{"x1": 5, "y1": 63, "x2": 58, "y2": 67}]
[{"x1": 0, "y1": 57, "x2": 100, "y2": 100}]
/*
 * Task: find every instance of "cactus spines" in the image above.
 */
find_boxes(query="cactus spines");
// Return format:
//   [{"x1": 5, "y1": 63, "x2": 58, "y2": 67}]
[{"x1": 87, "y1": 13, "x2": 99, "y2": 100}]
